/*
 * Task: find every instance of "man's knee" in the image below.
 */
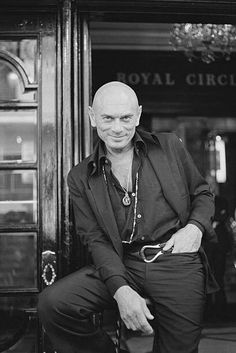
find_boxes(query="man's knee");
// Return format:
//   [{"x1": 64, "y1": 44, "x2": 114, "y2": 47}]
[
  {"x1": 38, "y1": 276, "x2": 90, "y2": 327},
  {"x1": 38, "y1": 283, "x2": 66, "y2": 327}
]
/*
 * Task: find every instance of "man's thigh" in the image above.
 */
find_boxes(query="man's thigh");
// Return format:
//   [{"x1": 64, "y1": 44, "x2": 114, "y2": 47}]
[
  {"x1": 39, "y1": 265, "x2": 116, "y2": 325},
  {"x1": 38, "y1": 266, "x2": 120, "y2": 353},
  {"x1": 146, "y1": 253, "x2": 205, "y2": 353}
]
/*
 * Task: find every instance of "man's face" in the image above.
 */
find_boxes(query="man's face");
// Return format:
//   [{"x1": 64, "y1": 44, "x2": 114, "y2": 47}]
[{"x1": 89, "y1": 90, "x2": 141, "y2": 153}]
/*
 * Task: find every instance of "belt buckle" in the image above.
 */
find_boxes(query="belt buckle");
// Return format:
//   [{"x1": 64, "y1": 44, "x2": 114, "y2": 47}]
[{"x1": 139, "y1": 243, "x2": 166, "y2": 263}]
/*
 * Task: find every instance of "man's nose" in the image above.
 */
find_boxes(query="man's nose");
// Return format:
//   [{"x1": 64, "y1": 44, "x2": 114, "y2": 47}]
[{"x1": 111, "y1": 119, "x2": 123, "y2": 133}]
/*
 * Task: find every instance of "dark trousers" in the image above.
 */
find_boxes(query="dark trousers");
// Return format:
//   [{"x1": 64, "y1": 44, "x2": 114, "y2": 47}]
[{"x1": 38, "y1": 252, "x2": 205, "y2": 353}]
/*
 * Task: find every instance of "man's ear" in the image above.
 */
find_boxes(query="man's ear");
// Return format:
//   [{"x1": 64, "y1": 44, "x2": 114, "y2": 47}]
[
  {"x1": 88, "y1": 106, "x2": 96, "y2": 127},
  {"x1": 135, "y1": 105, "x2": 142, "y2": 127}
]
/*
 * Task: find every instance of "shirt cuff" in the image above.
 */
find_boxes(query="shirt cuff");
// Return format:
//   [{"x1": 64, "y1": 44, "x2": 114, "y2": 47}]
[
  {"x1": 105, "y1": 275, "x2": 128, "y2": 297},
  {"x1": 188, "y1": 220, "x2": 205, "y2": 234}
]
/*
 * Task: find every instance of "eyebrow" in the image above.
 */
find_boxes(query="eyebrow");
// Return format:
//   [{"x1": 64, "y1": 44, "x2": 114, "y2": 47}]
[{"x1": 101, "y1": 114, "x2": 133, "y2": 118}]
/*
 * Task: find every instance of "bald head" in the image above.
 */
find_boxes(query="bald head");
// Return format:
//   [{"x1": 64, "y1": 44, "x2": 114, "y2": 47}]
[
  {"x1": 88, "y1": 81, "x2": 142, "y2": 153},
  {"x1": 92, "y1": 81, "x2": 139, "y2": 112}
]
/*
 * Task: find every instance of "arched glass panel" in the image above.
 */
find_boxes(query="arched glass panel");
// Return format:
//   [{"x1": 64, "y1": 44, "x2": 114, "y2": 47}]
[
  {"x1": 0, "y1": 60, "x2": 35, "y2": 102},
  {"x1": 0, "y1": 39, "x2": 37, "y2": 83},
  {"x1": 0, "y1": 60, "x2": 23, "y2": 101}
]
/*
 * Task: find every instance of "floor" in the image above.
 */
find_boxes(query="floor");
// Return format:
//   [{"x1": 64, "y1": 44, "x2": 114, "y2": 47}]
[
  {"x1": 107, "y1": 297, "x2": 236, "y2": 353},
  {"x1": 124, "y1": 323, "x2": 236, "y2": 353},
  {"x1": 199, "y1": 324, "x2": 236, "y2": 353},
  {"x1": 106, "y1": 302, "x2": 236, "y2": 353}
]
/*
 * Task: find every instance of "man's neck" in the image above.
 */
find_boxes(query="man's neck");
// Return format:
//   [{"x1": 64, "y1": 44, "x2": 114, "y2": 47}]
[
  {"x1": 106, "y1": 144, "x2": 134, "y2": 191},
  {"x1": 106, "y1": 144, "x2": 134, "y2": 159}
]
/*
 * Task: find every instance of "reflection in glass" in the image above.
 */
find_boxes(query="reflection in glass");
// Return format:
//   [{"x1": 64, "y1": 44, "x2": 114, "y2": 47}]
[
  {"x1": 0, "y1": 314, "x2": 37, "y2": 353},
  {"x1": 0, "y1": 39, "x2": 37, "y2": 82},
  {"x1": 0, "y1": 233, "x2": 37, "y2": 288},
  {"x1": 0, "y1": 296, "x2": 38, "y2": 311},
  {"x1": 0, "y1": 110, "x2": 37, "y2": 163},
  {"x1": 0, "y1": 296, "x2": 38, "y2": 353},
  {"x1": 0, "y1": 170, "x2": 37, "y2": 224},
  {"x1": 0, "y1": 59, "x2": 36, "y2": 102}
]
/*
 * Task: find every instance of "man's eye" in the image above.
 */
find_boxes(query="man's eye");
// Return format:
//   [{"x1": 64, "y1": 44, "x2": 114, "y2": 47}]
[{"x1": 122, "y1": 116, "x2": 131, "y2": 121}]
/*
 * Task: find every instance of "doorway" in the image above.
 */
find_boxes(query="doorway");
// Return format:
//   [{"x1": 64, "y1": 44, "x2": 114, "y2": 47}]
[{"x1": 89, "y1": 20, "x2": 236, "y2": 352}]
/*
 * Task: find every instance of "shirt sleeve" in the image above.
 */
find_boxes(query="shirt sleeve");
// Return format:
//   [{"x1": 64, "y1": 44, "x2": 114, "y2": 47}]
[
  {"x1": 171, "y1": 134, "x2": 215, "y2": 240},
  {"x1": 188, "y1": 220, "x2": 205, "y2": 234},
  {"x1": 67, "y1": 169, "x2": 129, "y2": 295},
  {"x1": 105, "y1": 276, "x2": 128, "y2": 297}
]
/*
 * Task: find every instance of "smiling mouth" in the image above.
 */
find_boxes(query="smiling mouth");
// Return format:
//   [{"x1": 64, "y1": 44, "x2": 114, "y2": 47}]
[{"x1": 110, "y1": 135, "x2": 125, "y2": 139}]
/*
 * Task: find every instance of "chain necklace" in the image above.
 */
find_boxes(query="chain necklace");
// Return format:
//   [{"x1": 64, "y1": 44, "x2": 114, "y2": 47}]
[
  {"x1": 105, "y1": 148, "x2": 133, "y2": 207},
  {"x1": 102, "y1": 166, "x2": 139, "y2": 244},
  {"x1": 123, "y1": 172, "x2": 139, "y2": 244},
  {"x1": 120, "y1": 163, "x2": 132, "y2": 206}
]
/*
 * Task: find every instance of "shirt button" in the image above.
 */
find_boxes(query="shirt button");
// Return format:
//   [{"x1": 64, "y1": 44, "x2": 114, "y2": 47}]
[
  {"x1": 137, "y1": 214, "x2": 142, "y2": 219},
  {"x1": 132, "y1": 192, "x2": 135, "y2": 197},
  {"x1": 141, "y1": 236, "x2": 145, "y2": 241}
]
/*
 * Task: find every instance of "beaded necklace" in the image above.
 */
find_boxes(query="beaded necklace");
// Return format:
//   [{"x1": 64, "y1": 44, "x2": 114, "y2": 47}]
[{"x1": 102, "y1": 165, "x2": 139, "y2": 244}]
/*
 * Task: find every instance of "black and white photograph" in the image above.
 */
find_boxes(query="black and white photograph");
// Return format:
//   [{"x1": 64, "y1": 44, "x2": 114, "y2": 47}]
[{"x1": 0, "y1": 1, "x2": 236, "y2": 353}]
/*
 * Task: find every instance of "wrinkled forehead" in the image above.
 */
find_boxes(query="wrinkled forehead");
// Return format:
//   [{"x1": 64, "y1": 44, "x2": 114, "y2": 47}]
[{"x1": 99, "y1": 104, "x2": 134, "y2": 118}]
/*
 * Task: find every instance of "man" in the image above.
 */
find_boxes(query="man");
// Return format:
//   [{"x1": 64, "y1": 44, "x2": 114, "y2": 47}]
[{"x1": 38, "y1": 81, "x2": 218, "y2": 353}]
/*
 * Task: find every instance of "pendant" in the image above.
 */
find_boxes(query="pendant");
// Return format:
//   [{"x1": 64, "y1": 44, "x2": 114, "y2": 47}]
[{"x1": 122, "y1": 192, "x2": 131, "y2": 206}]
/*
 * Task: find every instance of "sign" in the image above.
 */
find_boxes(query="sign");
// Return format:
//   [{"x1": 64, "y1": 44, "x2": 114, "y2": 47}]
[
  {"x1": 116, "y1": 71, "x2": 236, "y2": 87},
  {"x1": 92, "y1": 50, "x2": 236, "y2": 115}
]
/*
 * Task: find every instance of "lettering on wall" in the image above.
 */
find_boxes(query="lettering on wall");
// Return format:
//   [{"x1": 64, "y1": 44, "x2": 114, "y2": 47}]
[
  {"x1": 92, "y1": 51, "x2": 236, "y2": 114},
  {"x1": 116, "y1": 72, "x2": 236, "y2": 87}
]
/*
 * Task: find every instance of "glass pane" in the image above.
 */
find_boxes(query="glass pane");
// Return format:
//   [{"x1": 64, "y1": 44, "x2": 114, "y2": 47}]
[
  {"x1": 0, "y1": 110, "x2": 37, "y2": 163},
  {"x1": 0, "y1": 233, "x2": 37, "y2": 288},
  {"x1": 0, "y1": 296, "x2": 38, "y2": 353},
  {"x1": 0, "y1": 59, "x2": 36, "y2": 102},
  {"x1": 0, "y1": 39, "x2": 37, "y2": 83},
  {"x1": 0, "y1": 170, "x2": 37, "y2": 225}
]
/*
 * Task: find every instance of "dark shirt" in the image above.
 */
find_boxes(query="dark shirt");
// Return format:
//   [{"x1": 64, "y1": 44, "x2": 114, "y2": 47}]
[
  {"x1": 103, "y1": 137, "x2": 180, "y2": 245},
  {"x1": 92, "y1": 132, "x2": 204, "y2": 294}
]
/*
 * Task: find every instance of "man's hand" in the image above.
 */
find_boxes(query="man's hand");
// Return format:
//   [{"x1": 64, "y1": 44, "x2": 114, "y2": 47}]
[
  {"x1": 113, "y1": 285, "x2": 154, "y2": 335},
  {"x1": 163, "y1": 223, "x2": 203, "y2": 253}
]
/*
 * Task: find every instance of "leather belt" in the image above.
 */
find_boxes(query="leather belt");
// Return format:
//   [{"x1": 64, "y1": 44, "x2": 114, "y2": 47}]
[{"x1": 124, "y1": 242, "x2": 174, "y2": 263}]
